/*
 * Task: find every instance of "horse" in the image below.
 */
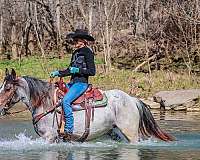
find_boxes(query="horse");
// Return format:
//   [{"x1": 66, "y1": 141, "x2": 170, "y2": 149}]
[{"x1": 0, "y1": 69, "x2": 174, "y2": 143}]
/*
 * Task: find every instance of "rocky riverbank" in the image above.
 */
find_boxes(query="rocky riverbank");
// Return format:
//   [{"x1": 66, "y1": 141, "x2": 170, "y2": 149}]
[{"x1": 142, "y1": 89, "x2": 200, "y2": 111}]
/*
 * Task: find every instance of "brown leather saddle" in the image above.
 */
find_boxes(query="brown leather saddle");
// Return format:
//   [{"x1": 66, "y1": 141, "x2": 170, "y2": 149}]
[
  {"x1": 54, "y1": 79, "x2": 106, "y2": 142},
  {"x1": 55, "y1": 79, "x2": 103, "y2": 105},
  {"x1": 74, "y1": 85, "x2": 103, "y2": 104}
]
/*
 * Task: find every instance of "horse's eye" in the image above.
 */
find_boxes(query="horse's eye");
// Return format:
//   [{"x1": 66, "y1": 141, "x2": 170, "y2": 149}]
[{"x1": 5, "y1": 84, "x2": 11, "y2": 91}]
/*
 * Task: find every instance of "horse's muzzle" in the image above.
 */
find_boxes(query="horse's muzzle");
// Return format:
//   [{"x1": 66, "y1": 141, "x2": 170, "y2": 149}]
[{"x1": 0, "y1": 108, "x2": 7, "y2": 116}]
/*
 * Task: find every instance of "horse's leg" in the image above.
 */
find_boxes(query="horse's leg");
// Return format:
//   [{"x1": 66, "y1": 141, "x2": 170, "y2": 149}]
[
  {"x1": 114, "y1": 116, "x2": 139, "y2": 143},
  {"x1": 35, "y1": 124, "x2": 58, "y2": 143},
  {"x1": 34, "y1": 113, "x2": 60, "y2": 143},
  {"x1": 109, "y1": 90, "x2": 140, "y2": 143},
  {"x1": 109, "y1": 125, "x2": 130, "y2": 142}
]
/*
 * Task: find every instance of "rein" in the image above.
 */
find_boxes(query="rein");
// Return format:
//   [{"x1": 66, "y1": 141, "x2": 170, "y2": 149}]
[
  {"x1": 32, "y1": 79, "x2": 59, "y2": 125},
  {"x1": 5, "y1": 108, "x2": 28, "y2": 115},
  {"x1": 32, "y1": 103, "x2": 60, "y2": 125}
]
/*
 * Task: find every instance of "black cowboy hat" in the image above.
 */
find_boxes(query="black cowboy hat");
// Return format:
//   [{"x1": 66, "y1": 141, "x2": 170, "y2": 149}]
[{"x1": 67, "y1": 29, "x2": 95, "y2": 41}]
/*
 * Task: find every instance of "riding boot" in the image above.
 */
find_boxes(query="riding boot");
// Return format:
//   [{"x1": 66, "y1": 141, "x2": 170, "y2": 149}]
[
  {"x1": 62, "y1": 132, "x2": 72, "y2": 142},
  {"x1": 57, "y1": 130, "x2": 71, "y2": 142}
]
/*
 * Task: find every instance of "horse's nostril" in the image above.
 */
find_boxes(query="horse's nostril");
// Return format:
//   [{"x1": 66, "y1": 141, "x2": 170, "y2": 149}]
[{"x1": 0, "y1": 108, "x2": 6, "y2": 116}]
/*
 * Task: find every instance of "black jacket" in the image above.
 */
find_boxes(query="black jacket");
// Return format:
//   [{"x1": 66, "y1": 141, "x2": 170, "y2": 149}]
[{"x1": 58, "y1": 47, "x2": 96, "y2": 83}]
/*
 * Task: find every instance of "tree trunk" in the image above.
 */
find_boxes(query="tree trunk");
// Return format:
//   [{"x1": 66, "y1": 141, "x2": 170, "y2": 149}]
[
  {"x1": 0, "y1": 0, "x2": 3, "y2": 56},
  {"x1": 104, "y1": 1, "x2": 112, "y2": 71},
  {"x1": 56, "y1": 0, "x2": 61, "y2": 43},
  {"x1": 34, "y1": 2, "x2": 45, "y2": 57},
  {"x1": 134, "y1": 0, "x2": 143, "y2": 37},
  {"x1": 0, "y1": 13, "x2": 3, "y2": 55},
  {"x1": 78, "y1": 0, "x2": 87, "y2": 25},
  {"x1": 88, "y1": 2, "x2": 93, "y2": 33},
  {"x1": 135, "y1": 0, "x2": 151, "y2": 37},
  {"x1": 24, "y1": 22, "x2": 32, "y2": 56},
  {"x1": 56, "y1": 0, "x2": 63, "y2": 58},
  {"x1": 11, "y1": 24, "x2": 18, "y2": 59}
]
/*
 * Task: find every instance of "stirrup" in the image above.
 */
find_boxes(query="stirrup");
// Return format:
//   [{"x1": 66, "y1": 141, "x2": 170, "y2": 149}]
[
  {"x1": 57, "y1": 130, "x2": 71, "y2": 142},
  {"x1": 62, "y1": 132, "x2": 72, "y2": 142}
]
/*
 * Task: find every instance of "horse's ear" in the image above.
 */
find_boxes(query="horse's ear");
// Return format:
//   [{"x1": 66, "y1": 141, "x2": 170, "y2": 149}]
[
  {"x1": 11, "y1": 68, "x2": 16, "y2": 79},
  {"x1": 5, "y1": 68, "x2": 9, "y2": 76}
]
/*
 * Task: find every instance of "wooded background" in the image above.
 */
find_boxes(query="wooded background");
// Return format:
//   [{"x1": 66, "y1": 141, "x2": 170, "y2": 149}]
[{"x1": 0, "y1": 0, "x2": 199, "y2": 74}]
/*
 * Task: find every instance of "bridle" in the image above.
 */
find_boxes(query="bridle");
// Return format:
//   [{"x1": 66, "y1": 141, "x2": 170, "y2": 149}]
[{"x1": 0, "y1": 80, "x2": 27, "y2": 116}]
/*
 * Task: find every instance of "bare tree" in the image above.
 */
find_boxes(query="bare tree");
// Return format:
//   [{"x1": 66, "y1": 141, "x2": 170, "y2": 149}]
[
  {"x1": 0, "y1": 0, "x2": 3, "y2": 55},
  {"x1": 0, "y1": 0, "x2": 199, "y2": 74}
]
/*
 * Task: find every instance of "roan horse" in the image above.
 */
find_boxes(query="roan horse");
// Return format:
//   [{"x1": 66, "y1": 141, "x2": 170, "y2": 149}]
[{"x1": 0, "y1": 69, "x2": 174, "y2": 143}]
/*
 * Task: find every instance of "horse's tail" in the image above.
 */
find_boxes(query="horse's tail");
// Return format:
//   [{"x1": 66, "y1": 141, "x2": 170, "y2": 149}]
[{"x1": 136, "y1": 100, "x2": 174, "y2": 141}]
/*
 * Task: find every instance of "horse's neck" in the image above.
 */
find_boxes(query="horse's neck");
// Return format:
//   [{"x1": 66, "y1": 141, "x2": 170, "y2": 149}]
[
  {"x1": 30, "y1": 88, "x2": 55, "y2": 116},
  {"x1": 20, "y1": 77, "x2": 55, "y2": 115},
  {"x1": 16, "y1": 78, "x2": 31, "y2": 111}
]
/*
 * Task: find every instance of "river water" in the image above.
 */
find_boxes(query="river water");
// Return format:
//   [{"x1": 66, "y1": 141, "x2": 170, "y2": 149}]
[{"x1": 0, "y1": 110, "x2": 200, "y2": 160}]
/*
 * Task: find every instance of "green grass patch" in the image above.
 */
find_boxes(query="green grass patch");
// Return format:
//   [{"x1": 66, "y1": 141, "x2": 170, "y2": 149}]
[{"x1": 1, "y1": 57, "x2": 200, "y2": 98}]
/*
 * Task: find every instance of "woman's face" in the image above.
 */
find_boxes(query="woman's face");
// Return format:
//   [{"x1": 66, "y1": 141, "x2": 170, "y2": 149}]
[{"x1": 73, "y1": 39, "x2": 86, "y2": 49}]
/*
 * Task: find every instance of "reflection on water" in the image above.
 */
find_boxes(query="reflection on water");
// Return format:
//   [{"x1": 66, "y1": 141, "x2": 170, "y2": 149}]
[{"x1": 0, "y1": 111, "x2": 200, "y2": 160}]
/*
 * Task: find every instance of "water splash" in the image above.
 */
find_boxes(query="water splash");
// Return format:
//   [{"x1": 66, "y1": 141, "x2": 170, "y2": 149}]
[
  {"x1": 0, "y1": 132, "x2": 200, "y2": 152},
  {"x1": 0, "y1": 132, "x2": 119, "y2": 152},
  {"x1": 0, "y1": 132, "x2": 49, "y2": 151}
]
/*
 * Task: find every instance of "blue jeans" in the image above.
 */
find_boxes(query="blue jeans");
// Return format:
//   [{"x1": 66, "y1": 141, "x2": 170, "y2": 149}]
[{"x1": 63, "y1": 82, "x2": 88, "y2": 133}]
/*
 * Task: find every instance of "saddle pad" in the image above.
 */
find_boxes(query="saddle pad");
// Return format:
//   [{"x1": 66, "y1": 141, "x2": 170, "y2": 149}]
[{"x1": 72, "y1": 93, "x2": 108, "y2": 112}]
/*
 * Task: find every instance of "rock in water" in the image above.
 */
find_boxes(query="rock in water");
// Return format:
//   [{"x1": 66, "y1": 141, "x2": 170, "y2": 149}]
[{"x1": 153, "y1": 89, "x2": 200, "y2": 111}]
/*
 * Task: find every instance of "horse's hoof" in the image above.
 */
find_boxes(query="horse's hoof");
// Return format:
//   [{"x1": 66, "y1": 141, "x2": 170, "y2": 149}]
[
  {"x1": 54, "y1": 136, "x2": 63, "y2": 143},
  {"x1": 63, "y1": 133, "x2": 72, "y2": 142}
]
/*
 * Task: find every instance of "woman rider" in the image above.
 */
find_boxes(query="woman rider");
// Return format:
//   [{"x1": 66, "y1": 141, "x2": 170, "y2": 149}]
[{"x1": 50, "y1": 29, "x2": 96, "y2": 140}]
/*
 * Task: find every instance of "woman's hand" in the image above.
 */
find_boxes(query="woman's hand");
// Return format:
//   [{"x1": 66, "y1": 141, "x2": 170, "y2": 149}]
[
  {"x1": 50, "y1": 71, "x2": 60, "y2": 78},
  {"x1": 69, "y1": 67, "x2": 80, "y2": 74}
]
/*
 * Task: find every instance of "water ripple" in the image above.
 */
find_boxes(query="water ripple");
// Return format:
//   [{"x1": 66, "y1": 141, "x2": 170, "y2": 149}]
[{"x1": 1, "y1": 132, "x2": 200, "y2": 153}]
